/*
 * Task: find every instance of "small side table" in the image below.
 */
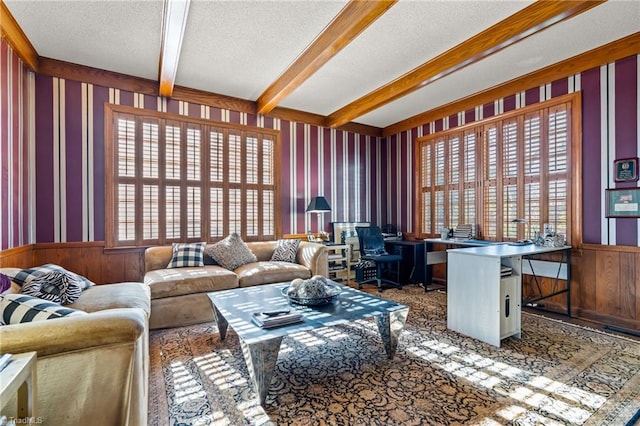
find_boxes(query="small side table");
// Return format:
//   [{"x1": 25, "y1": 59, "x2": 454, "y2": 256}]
[
  {"x1": 325, "y1": 243, "x2": 351, "y2": 283},
  {"x1": 0, "y1": 351, "x2": 37, "y2": 421}
]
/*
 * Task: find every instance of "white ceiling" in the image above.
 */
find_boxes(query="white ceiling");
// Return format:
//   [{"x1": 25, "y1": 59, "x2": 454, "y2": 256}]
[{"x1": 5, "y1": 0, "x2": 640, "y2": 129}]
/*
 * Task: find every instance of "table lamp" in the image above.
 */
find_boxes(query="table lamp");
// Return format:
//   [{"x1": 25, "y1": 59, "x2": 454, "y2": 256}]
[{"x1": 306, "y1": 196, "x2": 331, "y2": 241}]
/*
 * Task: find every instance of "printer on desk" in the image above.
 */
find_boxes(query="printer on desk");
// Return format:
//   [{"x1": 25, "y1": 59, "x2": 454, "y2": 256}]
[
  {"x1": 441, "y1": 224, "x2": 477, "y2": 240},
  {"x1": 382, "y1": 224, "x2": 402, "y2": 241}
]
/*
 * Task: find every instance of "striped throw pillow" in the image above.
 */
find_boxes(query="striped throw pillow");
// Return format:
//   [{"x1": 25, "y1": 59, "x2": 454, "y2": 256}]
[{"x1": 0, "y1": 294, "x2": 87, "y2": 324}]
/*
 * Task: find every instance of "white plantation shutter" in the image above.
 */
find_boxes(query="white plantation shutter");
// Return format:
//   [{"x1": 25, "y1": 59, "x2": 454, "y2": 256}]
[
  {"x1": 420, "y1": 144, "x2": 432, "y2": 234},
  {"x1": 523, "y1": 113, "x2": 542, "y2": 238},
  {"x1": 463, "y1": 131, "x2": 476, "y2": 227},
  {"x1": 107, "y1": 107, "x2": 280, "y2": 247},
  {"x1": 483, "y1": 125, "x2": 498, "y2": 239},
  {"x1": 548, "y1": 106, "x2": 570, "y2": 237},
  {"x1": 434, "y1": 139, "x2": 446, "y2": 232},
  {"x1": 448, "y1": 136, "x2": 460, "y2": 227},
  {"x1": 417, "y1": 98, "x2": 572, "y2": 243}
]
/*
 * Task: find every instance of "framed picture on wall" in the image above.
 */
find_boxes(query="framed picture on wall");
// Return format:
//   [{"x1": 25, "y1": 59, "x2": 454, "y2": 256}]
[
  {"x1": 605, "y1": 188, "x2": 640, "y2": 218},
  {"x1": 613, "y1": 157, "x2": 639, "y2": 182},
  {"x1": 330, "y1": 222, "x2": 370, "y2": 243}
]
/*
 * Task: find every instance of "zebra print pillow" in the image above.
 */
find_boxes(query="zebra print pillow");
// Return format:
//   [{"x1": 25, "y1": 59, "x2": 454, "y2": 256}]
[
  {"x1": 270, "y1": 239, "x2": 300, "y2": 263},
  {"x1": 21, "y1": 271, "x2": 83, "y2": 305}
]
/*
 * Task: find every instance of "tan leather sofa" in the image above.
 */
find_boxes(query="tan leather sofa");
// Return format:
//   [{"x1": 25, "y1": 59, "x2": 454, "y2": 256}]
[
  {"x1": 0, "y1": 267, "x2": 150, "y2": 426},
  {"x1": 144, "y1": 241, "x2": 328, "y2": 330}
]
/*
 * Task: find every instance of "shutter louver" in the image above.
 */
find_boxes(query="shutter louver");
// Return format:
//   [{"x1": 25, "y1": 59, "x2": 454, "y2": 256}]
[
  {"x1": 210, "y1": 130, "x2": 224, "y2": 183},
  {"x1": 210, "y1": 188, "x2": 223, "y2": 238},
  {"x1": 166, "y1": 186, "x2": 180, "y2": 240},
  {"x1": 118, "y1": 119, "x2": 136, "y2": 177},
  {"x1": 166, "y1": 125, "x2": 180, "y2": 180},
  {"x1": 143, "y1": 185, "x2": 158, "y2": 240},
  {"x1": 118, "y1": 184, "x2": 135, "y2": 241}
]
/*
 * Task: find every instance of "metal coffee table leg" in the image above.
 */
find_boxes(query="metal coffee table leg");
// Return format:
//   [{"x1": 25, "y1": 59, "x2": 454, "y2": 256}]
[
  {"x1": 212, "y1": 305, "x2": 229, "y2": 340},
  {"x1": 375, "y1": 308, "x2": 409, "y2": 359},
  {"x1": 240, "y1": 336, "x2": 283, "y2": 405}
]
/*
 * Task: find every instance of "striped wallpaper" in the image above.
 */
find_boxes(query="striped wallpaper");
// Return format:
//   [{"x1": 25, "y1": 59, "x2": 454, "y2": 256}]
[
  {"x1": 1, "y1": 39, "x2": 34, "y2": 250},
  {"x1": 1, "y1": 35, "x2": 639, "y2": 250}
]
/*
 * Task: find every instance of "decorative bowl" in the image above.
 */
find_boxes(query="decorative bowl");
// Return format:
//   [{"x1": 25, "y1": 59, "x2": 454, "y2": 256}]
[{"x1": 281, "y1": 282, "x2": 341, "y2": 306}]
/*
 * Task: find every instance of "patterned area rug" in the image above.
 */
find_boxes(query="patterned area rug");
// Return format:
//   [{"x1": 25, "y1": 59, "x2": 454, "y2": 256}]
[{"x1": 148, "y1": 286, "x2": 640, "y2": 425}]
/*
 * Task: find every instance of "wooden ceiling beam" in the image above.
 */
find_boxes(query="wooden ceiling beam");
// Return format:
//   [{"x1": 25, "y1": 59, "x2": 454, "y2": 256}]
[
  {"x1": 326, "y1": 0, "x2": 605, "y2": 128},
  {"x1": 0, "y1": 0, "x2": 39, "y2": 71},
  {"x1": 256, "y1": 0, "x2": 397, "y2": 115},
  {"x1": 158, "y1": 0, "x2": 191, "y2": 97},
  {"x1": 382, "y1": 32, "x2": 640, "y2": 136}
]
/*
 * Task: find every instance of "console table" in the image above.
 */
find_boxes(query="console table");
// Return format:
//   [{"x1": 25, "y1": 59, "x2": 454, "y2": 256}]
[{"x1": 447, "y1": 244, "x2": 571, "y2": 347}]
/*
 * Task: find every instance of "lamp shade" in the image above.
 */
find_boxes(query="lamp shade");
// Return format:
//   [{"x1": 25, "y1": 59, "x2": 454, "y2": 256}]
[{"x1": 306, "y1": 196, "x2": 331, "y2": 213}]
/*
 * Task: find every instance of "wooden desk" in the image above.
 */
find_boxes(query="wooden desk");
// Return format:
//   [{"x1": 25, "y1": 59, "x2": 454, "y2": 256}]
[
  {"x1": 0, "y1": 351, "x2": 37, "y2": 421},
  {"x1": 385, "y1": 240, "x2": 425, "y2": 285},
  {"x1": 424, "y1": 238, "x2": 500, "y2": 291},
  {"x1": 447, "y1": 244, "x2": 571, "y2": 347}
]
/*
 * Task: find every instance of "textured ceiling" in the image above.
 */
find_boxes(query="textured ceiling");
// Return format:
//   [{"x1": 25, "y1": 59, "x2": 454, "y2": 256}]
[{"x1": 4, "y1": 0, "x2": 640, "y2": 129}]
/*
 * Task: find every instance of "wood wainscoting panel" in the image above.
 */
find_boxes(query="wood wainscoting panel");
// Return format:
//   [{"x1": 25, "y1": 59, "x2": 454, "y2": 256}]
[
  {"x1": 595, "y1": 249, "x2": 621, "y2": 318},
  {"x1": 579, "y1": 248, "x2": 597, "y2": 312},
  {"x1": 577, "y1": 244, "x2": 640, "y2": 332},
  {"x1": 620, "y1": 251, "x2": 638, "y2": 322},
  {"x1": 29, "y1": 242, "x2": 146, "y2": 284},
  {"x1": 0, "y1": 245, "x2": 34, "y2": 269}
]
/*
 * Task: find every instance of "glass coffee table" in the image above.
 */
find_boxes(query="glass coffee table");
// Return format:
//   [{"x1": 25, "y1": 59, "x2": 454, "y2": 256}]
[{"x1": 207, "y1": 281, "x2": 409, "y2": 405}]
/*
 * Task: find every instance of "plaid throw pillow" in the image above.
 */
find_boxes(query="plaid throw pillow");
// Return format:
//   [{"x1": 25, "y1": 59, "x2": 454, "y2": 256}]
[
  {"x1": 270, "y1": 239, "x2": 300, "y2": 263},
  {"x1": 8, "y1": 264, "x2": 94, "y2": 290},
  {"x1": 167, "y1": 242, "x2": 206, "y2": 268}
]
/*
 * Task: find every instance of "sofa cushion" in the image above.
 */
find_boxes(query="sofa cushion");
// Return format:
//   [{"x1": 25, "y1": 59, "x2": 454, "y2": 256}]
[
  {"x1": 144, "y1": 266, "x2": 238, "y2": 299},
  {"x1": 270, "y1": 239, "x2": 300, "y2": 263},
  {"x1": 8, "y1": 264, "x2": 94, "y2": 290},
  {"x1": 68, "y1": 282, "x2": 151, "y2": 316},
  {"x1": 167, "y1": 242, "x2": 206, "y2": 268},
  {"x1": 0, "y1": 294, "x2": 87, "y2": 324},
  {"x1": 236, "y1": 261, "x2": 312, "y2": 287},
  {"x1": 206, "y1": 233, "x2": 257, "y2": 270}
]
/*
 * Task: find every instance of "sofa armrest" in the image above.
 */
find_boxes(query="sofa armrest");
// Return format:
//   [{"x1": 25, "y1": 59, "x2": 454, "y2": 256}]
[
  {"x1": 145, "y1": 246, "x2": 173, "y2": 273},
  {"x1": 0, "y1": 308, "x2": 147, "y2": 357},
  {"x1": 297, "y1": 242, "x2": 328, "y2": 277}
]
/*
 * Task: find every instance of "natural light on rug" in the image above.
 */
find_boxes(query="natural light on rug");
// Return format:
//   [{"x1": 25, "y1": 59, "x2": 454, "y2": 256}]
[{"x1": 405, "y1": 333, "x2": 606, "y2": 425}]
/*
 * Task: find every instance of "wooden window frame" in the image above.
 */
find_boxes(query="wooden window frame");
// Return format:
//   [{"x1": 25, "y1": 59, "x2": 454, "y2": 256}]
[
  {"x1": 414, "y1": 93, "x2": 582, "y2": 246},
  {"x1": 104, "y1": 104, "x2": 282, "y2": 248}
]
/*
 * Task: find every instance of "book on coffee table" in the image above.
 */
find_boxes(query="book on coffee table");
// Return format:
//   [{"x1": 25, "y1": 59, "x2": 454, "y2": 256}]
[
  {"x1": 251, "y1": 310, "x2": 303, "y2": 328},
  {"x1": 0, "y1": 353, "x2": 12, "y2": 372}
]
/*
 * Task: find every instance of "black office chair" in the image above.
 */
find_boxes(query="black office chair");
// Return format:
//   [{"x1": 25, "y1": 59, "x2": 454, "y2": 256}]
[{"x1": 355, "y1": 226, "x2": 402, "y2": 292}]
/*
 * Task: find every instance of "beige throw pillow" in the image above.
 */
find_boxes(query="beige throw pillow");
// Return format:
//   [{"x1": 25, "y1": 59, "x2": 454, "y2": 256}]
[{"x1": 206, "y1": 233, "x2": 257, "y2": 270}]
